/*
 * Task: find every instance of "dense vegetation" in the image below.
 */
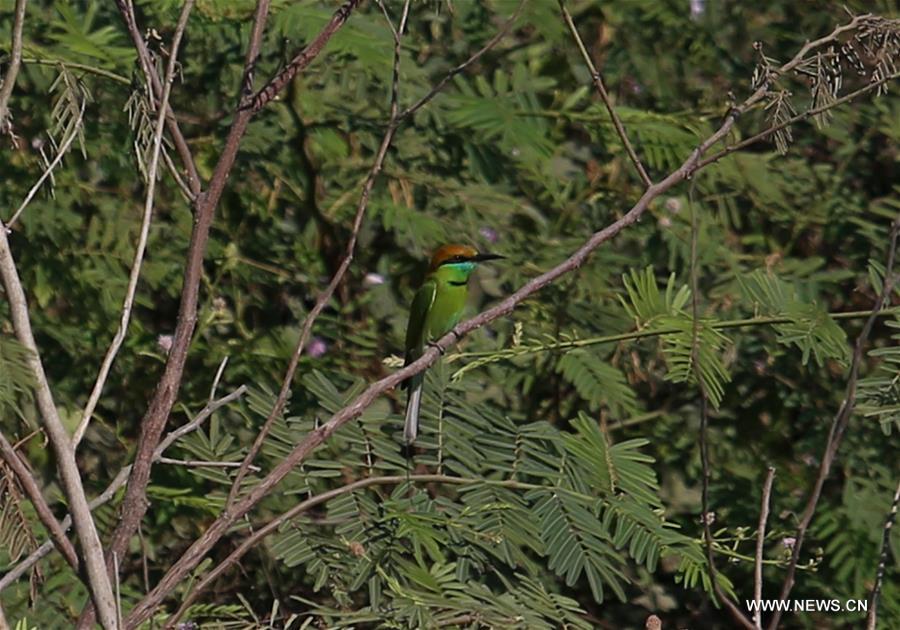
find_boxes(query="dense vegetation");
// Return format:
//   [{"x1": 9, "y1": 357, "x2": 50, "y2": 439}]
[{"x1": 1, "y1": 0, "x2": 899, "y2": 628}]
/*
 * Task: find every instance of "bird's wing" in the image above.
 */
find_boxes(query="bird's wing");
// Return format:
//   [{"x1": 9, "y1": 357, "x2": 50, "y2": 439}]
[{"x1": 404, "y1": 278, "x2": 437, "y2": 364}]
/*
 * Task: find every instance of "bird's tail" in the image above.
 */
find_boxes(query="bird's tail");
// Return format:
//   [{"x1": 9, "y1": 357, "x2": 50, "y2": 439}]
[{"x1": 404, "y1": 373, "x2": 423, "y2": 444}]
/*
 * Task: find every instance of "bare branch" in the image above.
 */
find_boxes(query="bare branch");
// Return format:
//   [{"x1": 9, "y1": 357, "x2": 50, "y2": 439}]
[
  {"x1": 697, "y1": 70, "x2": 900, "y2": 170},
  {"x1": 113, "y1": 0, "x2": 201, "y2": 196},
  {"x1": 559, "y1": 0, "x2": 652, "y2": 188},
  {"x1": 0, "y1": 0, "x2": 27, "y2": 136},
  {"x1": 0, "y1": 433, "x2": 79, "y2": 571},
  {"x1": 0, "y1": 215, "x2": 118, "y2": 629},
  {"x1": 754, "y1": 467, "x2": 776, "y2": 630},
  {"x1": 250, "y1": 0, "x2": 362, "y2": 113},
  {"x1": 689, "y1": 183, "x2": 754, "y2": 630},
  {"x1": 398, "y1": 1, "x2": 524, "y2": 121},
  {"x1": 866, "y1": 477, "x2": 900, "y2": 630},
  {"x1": 73, "y1": 0, "x2": 195, "y2": 449},
  {"x1": 766, "y1": 217, "x2": 900, "y2": 630},
  {"x1": 0, "y1": 385, "x2": 246, "y2": 594}
]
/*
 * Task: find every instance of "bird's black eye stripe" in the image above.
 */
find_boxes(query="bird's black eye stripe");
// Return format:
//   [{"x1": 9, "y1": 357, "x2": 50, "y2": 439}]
[{"x1": 441, "y1": 255, "x2": 467, "y2": 265}]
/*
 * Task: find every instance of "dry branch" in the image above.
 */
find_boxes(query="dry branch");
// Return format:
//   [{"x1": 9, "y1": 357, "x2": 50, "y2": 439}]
[
  {"x1": 0, "y1": 433, "x2": 78, "y2": 571},
  {"x1": 766, "y1": 217, "x2": 900, "y2": 630}
]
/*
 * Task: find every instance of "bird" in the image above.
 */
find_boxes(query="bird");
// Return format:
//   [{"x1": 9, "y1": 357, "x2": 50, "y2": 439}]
[{"x1": 402, "y1": 244, "x2": 504, "y2": 444}]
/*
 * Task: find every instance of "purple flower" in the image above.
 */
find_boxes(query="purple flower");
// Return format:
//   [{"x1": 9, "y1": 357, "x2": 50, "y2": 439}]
[
  {"x1": 690, "y1": 0, "x2": 705, "y2": 19},
  {"x1": 157, "y1": 334, "x2": 173, "y2": 354},
  {"x1": 308, "y1": 337, "x2": 328, "y2": 358},
  {"x1": 782, "y1": 536, "x2": 796, "y2": 550},
  {"x1": 479, "y1": 227, "x2": 499, "y2": 244}
]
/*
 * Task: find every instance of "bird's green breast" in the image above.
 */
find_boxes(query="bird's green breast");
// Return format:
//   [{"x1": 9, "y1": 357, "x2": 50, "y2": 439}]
[{"x1": 424, "y1": 264, "x2": 472, "y2": 339}]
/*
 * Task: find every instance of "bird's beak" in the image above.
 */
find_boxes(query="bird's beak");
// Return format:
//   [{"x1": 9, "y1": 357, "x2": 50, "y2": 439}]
[{"x1": 472, "y1": 252, "x2": 505, "y2": 263}]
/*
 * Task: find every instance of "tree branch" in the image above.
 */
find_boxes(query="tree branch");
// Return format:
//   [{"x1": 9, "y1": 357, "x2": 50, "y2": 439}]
[
  {"x1": 754, "y1": 467, "x2": 776, "y2": 630},
  {"x1": 88, "y1": 1, "x2": 357, "y2": 623},
  {"x1": 249, "y1": 0, "x2": 362, "y2": 113},
  {"x1": 0, "y1": 217, "x2": 118, "y2": 629},
  {"x1": 113, "y1": 0, "x2": 201, "y2": 196},
  {"x1": 0, "y1": 386, "x2": 247, "y2": 594},
  {"x1": 0, "y1": 433, "x2": 79, "y2": 571},
  {"x1": 73, "y1": 0, "x2": 195, "y2": 449},
  {"x1": 559, "y1": 0, "x2": 652, "y2": 187},
  {"x1": 689, "y1": 182, "x2": 755, "y2": 630},
  {"x1": 866, "y1": 476, "x2": 900, "y2": 630},
  {"x1": 766, "y1": 217, "x2": 900, "y2": 630},
  {"x1": 0, "y1": 0, "x2": 27, "y2": 137}
]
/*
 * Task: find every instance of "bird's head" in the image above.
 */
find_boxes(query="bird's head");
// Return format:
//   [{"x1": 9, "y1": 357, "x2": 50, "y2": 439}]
[{"x1": 428, "y1": 244, "x2": 504, "y2": 273}]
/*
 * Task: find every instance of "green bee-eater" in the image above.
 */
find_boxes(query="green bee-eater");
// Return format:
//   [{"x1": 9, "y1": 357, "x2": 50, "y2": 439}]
[{"x1": 403, "y1": 244, "x2": 504, "y2": 444}]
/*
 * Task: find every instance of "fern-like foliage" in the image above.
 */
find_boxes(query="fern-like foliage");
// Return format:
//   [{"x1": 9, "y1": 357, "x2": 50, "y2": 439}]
[
  {"x1": 739, "y1": 269, "x2": 849, "y2": 366},
  {"x1": 262, "y1": 371, "x2": 711, "y2": 626},
  {"x1": 620, "y1": 267, "x2": 732, "y2": 407},
  {"x1": 0, "y1": 337, "x2": 35, "y2": 422},
  {"x1": 556, "y1": 349, "x2": 639, "y2": 418},
  {"x1": 858, "y1": 317, "x2": 900, "y2": 435}
]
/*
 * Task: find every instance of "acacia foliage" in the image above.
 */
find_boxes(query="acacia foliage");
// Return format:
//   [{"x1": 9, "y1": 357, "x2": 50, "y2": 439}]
[{"x1": 1, "y1": 0, "x2": 899, "y2": 628}]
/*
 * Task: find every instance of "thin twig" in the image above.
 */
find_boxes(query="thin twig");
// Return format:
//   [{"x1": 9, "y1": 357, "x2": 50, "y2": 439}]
[
  {"x1": 113, "y1": 0, "x2": 201, "y2": 195},
  {"x1": 397, "y1": 1, "x2": 524, "y2": 121},
  {"x1": 21, "y1": 57, "x2": 131, "y2": 85},
  {"x1": 0, "y1": 433, "x2": 79, "y2": 571},
  {"x1": 158, "y1": 456, "x2": 259, "y2": 471},
  {"x1": 99, "y1": 6, "x2": 357, "y2": 614},
  {"x1": 697, "y1": 69, "x2": 900, "y2": 170},
  {"x1": 0, "y1": 0, "x2": 28, "y2": 136},
  {"x1": 449, "y1": 306, "x2": 900, "y2": 378},
  {"x1": 73, "y1": 0, "x2": 195, "y2": 449},
  {"x1": 122, "y1": 14, "x2": 890, "y2": 626},
  {"x1": 6, "y1": 98, "x2": 86, "y2": 227},
  {"x1": 766, "y1": 218, "x2": 900, "y2": 630},
  {"x1": 226, "y1": 0, "x2": 413, "y2": 508},
  {"x1": 689, "y1": 182, "x2": 755, "y2": 630},
  {"x1": 0, "y1": 386, "x2": 246, "y2": 594},
  {"x1": 866, "y1": 477, "x2": 900, "y2": 630},
  {"x1": 559, "y1": 0, "x2": 652, "y2": 187},
  {"x1": 754, "y1": 467, "x2": 776, "y2": 630}
]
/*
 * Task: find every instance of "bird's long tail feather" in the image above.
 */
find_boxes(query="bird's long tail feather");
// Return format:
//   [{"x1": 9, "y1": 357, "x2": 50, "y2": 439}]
[{"x1": 404, "y1": 376, "x2": 423, "y2": 444}]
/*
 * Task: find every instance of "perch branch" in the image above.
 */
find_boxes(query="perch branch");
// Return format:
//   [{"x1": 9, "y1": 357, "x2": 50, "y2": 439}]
[{"x1": 226, "y1": 0, "x2": 523, "y2": 505}]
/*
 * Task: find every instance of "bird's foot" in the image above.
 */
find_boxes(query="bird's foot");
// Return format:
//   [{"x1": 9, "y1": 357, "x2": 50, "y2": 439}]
[{"x1": 428, "y1": 330, "x2": 459, "y2": 355}]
